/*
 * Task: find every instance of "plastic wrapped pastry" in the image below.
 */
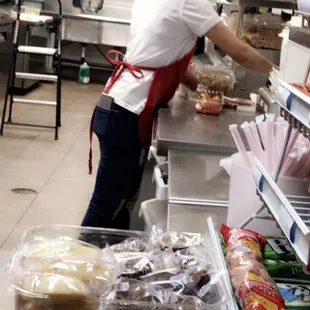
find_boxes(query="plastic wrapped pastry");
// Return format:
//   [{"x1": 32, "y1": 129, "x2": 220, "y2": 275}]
[
  {"x1": 115, "y1": 252, "x2": 154, "y2": 278},
  {"x1": 38, "y1": 259, "x2": 113, "y2": 282},
  {"x1": 150, "y1": 227, "x2": 201, "y2": 251},
  {"x1": 26, "y1": 237, "x2": 102, "y2": 262},
  {"x1": 20, "y1": 273, "x2": 89, "y2": 297},
  {"x1": 110, "y1": 237, "x2": 148, "y2": 253}
]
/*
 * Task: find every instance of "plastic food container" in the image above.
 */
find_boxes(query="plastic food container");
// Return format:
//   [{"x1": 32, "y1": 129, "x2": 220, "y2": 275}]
[
  {"x1": 7, "y1": 225, "x2": 236, "y2": 310},
  {"x1": 139, "y1": 199, "x2": 168, "y2": 231},
  {"x1": 198, "y1": 66, "x2": 235, "y2": 92}
]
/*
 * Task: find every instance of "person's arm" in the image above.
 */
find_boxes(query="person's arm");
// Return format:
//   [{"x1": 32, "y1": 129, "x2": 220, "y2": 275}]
[
  {"x1": 206, "y1": 22, "x2": 275, "y2": 75},
  {"x1": 181, "y1": 69, "x2": 199, "y2": 91}
]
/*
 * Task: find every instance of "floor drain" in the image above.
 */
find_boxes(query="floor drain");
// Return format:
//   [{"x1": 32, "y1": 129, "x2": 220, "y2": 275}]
[{"x1": 11, "y1": 188, "x2": 37, "y2": 195}]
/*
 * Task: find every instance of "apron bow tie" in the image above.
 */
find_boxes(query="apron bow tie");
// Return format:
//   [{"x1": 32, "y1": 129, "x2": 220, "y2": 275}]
[{"x1": 105, "y1": 50, "x2": 144, "y2": 80}]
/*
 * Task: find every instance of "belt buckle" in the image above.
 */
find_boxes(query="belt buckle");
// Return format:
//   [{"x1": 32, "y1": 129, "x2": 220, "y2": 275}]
[{"x1": 98, "y1": 94, "x2": 114, "y2": 110}]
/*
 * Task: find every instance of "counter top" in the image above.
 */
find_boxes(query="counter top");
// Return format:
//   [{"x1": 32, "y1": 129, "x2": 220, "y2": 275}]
[
  {"x1": 156, "y1": 95, "x2": 256, "y2": 156},
  {"x1": 168, "y1": 149, "x2": 229, "y2": 206}
]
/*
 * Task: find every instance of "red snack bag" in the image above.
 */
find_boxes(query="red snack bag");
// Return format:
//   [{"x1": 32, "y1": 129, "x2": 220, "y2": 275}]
[{"x1": 221, "y1": 225, "x2": 286, "y2": 310}]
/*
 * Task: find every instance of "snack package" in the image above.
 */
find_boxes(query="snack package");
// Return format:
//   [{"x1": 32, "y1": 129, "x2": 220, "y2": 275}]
[
  {"x1": 265, "y1": 259, "x2": 310, "y2": 284},
  {"x1": 195, "y1": 86, "x2": 223, "y2": 116},
  {"x1": 277, "y1": 283, "x2": 310, "y2": 309},
  {"x1": 221, "y1": 224, "x2": 286, "y2": 310},
  {"x1": 263, "y1": 236, "x2": 296, "y2": 261}
]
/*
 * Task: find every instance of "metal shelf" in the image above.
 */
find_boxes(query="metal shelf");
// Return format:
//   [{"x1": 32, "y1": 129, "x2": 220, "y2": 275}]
[
  {"x1": 275, "y1": 80, "x2": 310, "y2": 129},
  {"x1": 253, "y1": 159, "x2": 310, "y2": 272},
  {"x1": 238, "y1": 0, "x2": 297, "y2": 9}
]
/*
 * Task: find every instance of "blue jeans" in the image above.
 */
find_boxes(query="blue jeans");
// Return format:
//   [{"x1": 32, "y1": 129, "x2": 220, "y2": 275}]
[{"x1": 81, "y1": 104, "x2": 146, "y2": 230}]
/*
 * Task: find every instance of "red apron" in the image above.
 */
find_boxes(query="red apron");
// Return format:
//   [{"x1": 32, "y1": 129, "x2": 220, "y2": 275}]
[{"x1": 89, "y1": 47, "x2": 195, "y2": 175}]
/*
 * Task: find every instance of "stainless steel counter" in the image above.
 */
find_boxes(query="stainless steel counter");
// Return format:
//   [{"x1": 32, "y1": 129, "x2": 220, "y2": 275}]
[
  {"x1": 156, "y1": 96, "x2": 256, "y2": 156},
  {"x1": 168, "y1": 149, "x2": 229, "y2": 207}
]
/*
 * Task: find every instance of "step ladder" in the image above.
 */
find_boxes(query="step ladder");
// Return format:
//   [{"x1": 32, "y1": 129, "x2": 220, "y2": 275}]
[{"x1": 0, "y1": 0, "x2": 62, "y2": 140}]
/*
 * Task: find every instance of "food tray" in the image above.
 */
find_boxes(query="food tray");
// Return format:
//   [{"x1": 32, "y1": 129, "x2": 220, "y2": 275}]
[{"x1": 7, "y1": 223, "x2": 237, "y2": 310}]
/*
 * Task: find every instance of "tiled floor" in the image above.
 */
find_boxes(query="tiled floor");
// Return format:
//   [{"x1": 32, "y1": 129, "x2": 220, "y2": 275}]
[{"x1": 0, "y1": 73, "x2": 155, "y2": 307}]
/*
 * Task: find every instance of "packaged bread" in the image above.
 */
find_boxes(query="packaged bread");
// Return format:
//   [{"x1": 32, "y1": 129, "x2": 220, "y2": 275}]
[{"x1": 221, "y1": 225, "x2": 286, "y2": 310}]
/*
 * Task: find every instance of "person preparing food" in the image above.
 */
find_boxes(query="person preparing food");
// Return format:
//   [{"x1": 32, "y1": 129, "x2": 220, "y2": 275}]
[{"x1": 81, "y1": 0, "x2": 275, "y2": 229}]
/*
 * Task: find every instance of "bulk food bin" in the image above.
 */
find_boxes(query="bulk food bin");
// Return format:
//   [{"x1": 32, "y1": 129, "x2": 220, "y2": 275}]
[{"x1": 6, "y1": 218, "x2": 238, "y2": 310}]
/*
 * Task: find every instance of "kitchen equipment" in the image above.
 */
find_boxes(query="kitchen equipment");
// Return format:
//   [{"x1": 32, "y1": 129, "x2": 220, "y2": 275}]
[
  {"x1": 298, "y1": 0, "x2": 310, "y2": 13},
  {"x1": 16, "y1": 0, "x2": 46, "y2": 10},
  {"x1": 81, "y1": 0, "x2": 103, "y2": 13}
]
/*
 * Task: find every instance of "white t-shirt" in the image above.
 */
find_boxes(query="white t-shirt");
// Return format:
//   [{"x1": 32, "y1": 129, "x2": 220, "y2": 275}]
[{"x1": 108, "y1": 0, "x2": 220, "y2": 114}]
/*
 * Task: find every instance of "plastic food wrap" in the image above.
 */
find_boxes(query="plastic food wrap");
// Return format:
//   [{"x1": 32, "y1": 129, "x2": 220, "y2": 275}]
[
  {"x1": 20, "y1": 273, "x2": 89, "y2": 297},
  {"x1": 199, "y1": 65, "x2": 235, "y2": 92},
  {"x1": 110, "y1": 237, "x2": 148, "y2": 253},
  {"x1": 7, "y1": 225, "x2": 231, "y2": 309},
  {"x1": 7, "y1": 237, "x2": 118, "y2": 299},
  {"x1": 115, "y1": 252, "x2": 154, "y2": 278},
  {"x1": 195, "y1": 86, "x2": 223, "y2": 116},
  {"x1": 221, "y1": 225, "x2": 286, "y2": 310},
  {"x1": 150, "y1": 227, "x2": 201, "y2": 251}
]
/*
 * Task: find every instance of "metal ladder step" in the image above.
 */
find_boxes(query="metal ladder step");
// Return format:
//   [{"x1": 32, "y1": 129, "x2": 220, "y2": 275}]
[
  {"x1": 15, "y1": 72, "x2": 58, "y2": 82},
  {"x1": 13, "y1": 98, "x2": 57, "y2": 106},
  {"x1": 17, "y1": 46, "x2": 57, "y2": 56}
]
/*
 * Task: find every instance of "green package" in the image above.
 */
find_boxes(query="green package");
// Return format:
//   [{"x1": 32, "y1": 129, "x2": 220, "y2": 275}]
[
  {"x1": 265, "y1": 259, "x2": 310, "y2": 284},
  {"x1": 219, "y1": 233, "x2": 226, "y2": 256},
  {"x1": 277, "y1": 283, "x2": 310, "y2": 309},
  {"x1": 263, "y1": 236, "x2": 296, "y2": 261}
]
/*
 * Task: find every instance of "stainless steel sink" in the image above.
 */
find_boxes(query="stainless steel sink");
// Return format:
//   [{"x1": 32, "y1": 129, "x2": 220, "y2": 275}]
[
  {"x1": 61, "y1": 5, "x2": 131, "y2": 47},
  {"x1": 43, "y1": 0, "x2": 132, "y2": 47}
]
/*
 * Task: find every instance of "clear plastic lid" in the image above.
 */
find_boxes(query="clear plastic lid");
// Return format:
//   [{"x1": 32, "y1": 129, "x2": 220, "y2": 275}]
[{"x1": 7, "y1": 225, "x2": 233, "y2": 309}]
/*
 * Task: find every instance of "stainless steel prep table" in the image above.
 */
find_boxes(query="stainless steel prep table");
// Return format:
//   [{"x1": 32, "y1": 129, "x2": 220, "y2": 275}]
[
  {"x1": 155, "y1": 96, "x2": 256, "y2": 156},
  {"x1": 168, "y1": 149, "x2": 229, "y2": 207},
  {"x1": 167, "y1": 149, "x2": 230, "y2": 232}
]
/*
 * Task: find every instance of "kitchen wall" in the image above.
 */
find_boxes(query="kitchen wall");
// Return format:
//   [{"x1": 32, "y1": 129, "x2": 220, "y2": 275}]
[{"x1": 0, "y1": 0, "x2": 130, "y2": 82}]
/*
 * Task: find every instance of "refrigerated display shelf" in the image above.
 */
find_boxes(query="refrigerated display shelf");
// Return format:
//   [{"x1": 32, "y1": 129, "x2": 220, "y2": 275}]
[
  {"x1": 253, "y1": 158, "x2": 310, "y2": 273},
  {"x1": 275, "y1": 80, "x2": 310, "y2": 129}
]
